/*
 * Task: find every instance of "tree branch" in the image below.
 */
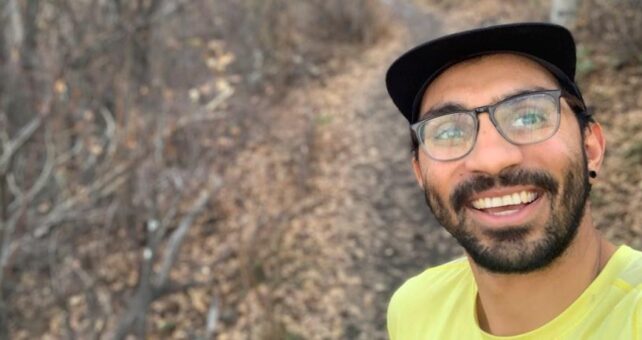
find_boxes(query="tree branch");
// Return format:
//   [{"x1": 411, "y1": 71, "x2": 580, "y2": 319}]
[
  {"x1": 154, "y1": 176, "x2": 221, "y2": 288},
  {"x1": 0, "y1": 115, "x2": 42, "y2": 175}
]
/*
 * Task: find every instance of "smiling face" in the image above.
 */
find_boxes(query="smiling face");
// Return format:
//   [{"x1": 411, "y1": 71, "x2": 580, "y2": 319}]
[{"x1": 412, "y1": 54, "x2": 605, "y2": 273}]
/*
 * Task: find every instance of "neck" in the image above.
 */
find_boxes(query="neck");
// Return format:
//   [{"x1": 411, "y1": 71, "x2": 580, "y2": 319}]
[{"x1": 470, "y1": 217, "x2": 616, "y2": 336}]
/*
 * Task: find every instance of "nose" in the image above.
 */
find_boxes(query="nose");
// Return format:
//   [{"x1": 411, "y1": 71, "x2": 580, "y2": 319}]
[{"x1": 463, "y1": 114, "x2": 523, "y2": 175}]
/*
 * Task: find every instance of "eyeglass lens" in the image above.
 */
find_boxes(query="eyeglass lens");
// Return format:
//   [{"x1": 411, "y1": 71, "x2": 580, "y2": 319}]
[{"x1": 416, "y1": 91, "x2": 560, "y2": 161}]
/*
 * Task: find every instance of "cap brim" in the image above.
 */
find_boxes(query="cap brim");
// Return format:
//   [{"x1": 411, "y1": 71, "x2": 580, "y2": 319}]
[{"x1": 386, "y1": 22, "x2": 577, "y2": 123}]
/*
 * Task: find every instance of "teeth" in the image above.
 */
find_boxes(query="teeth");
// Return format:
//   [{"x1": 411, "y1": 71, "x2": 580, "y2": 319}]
[
  {"x1": 520, "y1": 191, "x2": 529, "y2": 203},
  {"x1": 471, "y1": 191, "x2": 537, "y2": 209},
  {"x1": 493, "y1": 209, "x2": 519, "y2": 216},
  {"x1": 502, "y1": 196, "x2": 511, "y2": 206}
]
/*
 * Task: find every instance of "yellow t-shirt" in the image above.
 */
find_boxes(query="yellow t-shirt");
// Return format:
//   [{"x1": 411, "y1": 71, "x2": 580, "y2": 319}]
[{"x1": 387, "y1": 246, "x2": 642, "y2": 339}]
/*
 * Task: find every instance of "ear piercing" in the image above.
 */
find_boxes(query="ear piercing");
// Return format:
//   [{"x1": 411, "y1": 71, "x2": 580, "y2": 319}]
[{"x1": 589, "y1": 170, "x2": 597, "y2": 179}]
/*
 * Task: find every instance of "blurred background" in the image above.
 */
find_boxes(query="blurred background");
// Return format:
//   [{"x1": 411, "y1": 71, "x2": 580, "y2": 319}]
[{"x1": 1, "y1": 0, "x2": 641, "y2": 339}]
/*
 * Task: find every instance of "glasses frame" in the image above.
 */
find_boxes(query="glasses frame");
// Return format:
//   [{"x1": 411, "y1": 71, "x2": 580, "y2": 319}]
[{"x1": 411, "y1": 89, "x2": 564, "y2": 161}]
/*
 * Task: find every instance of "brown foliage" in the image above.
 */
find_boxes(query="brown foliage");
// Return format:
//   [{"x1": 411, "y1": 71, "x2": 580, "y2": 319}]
[{"x1": 0, "y1": 0, "x2": 388, "y2": 338}]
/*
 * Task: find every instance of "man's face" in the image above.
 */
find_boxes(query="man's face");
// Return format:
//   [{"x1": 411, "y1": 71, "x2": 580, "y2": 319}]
[{"x1": 412, "y1": 54, "x2": 597, "y2": 274}]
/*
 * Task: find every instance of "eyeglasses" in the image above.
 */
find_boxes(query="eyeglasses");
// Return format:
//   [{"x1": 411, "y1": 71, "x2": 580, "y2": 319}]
[{"x1": 411, "y1": 89, "x2": 564, "y2": 161}]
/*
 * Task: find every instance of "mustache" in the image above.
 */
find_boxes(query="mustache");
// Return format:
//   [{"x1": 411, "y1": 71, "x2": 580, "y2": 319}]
[{"x1": 450, "y1": 168, "x2": 559, "y2": 212}]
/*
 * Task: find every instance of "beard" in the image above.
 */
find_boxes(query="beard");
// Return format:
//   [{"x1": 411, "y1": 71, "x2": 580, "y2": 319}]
[{"x1": 423, "y1": 156, "x2": 591, "y2": 274}]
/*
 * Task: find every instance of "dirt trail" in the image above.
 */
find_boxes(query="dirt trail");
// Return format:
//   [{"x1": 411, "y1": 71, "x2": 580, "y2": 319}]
[
  {"x1": 335, "y1": 2, "x2": 462, "y2": 337},
  {"x1": 263, "y1": 2, "x2": 462, "y2": 338}
]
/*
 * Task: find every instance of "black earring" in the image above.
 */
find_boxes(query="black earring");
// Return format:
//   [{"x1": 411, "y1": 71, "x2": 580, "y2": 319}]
[{"x1": 589, "y1": 170, "x2": 597, "y2": 178}]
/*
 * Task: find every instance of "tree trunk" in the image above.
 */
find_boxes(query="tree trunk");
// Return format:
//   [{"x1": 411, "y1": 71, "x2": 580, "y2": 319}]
[{"x1": 550, "y1": 0, "x2": 582, "y2": 29}]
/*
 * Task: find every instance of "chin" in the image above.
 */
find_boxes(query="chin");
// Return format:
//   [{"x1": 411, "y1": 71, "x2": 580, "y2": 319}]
[{"x1": 455, "y1": 220, "x2": 581, "y2": 274}]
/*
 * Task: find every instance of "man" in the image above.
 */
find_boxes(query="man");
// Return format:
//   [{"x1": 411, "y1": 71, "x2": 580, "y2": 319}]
[{"x1": 385, "y1": 23, "x2": 642, "y2": 339}]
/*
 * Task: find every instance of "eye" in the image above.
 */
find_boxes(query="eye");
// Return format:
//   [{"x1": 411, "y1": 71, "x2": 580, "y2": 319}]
[
  {"x1": 510, "y1": 108, "x2": 548, "y2": 128},
  {"x1": 419, "y1": 112, "x2": 475, "y2": 150},
  {"x1": 433, "y1": 123, "x2": 466, "y2": 141}
]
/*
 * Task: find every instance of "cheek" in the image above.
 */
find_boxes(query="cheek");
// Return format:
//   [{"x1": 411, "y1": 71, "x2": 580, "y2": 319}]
[
  {"x1": 420, "y1": 157, "x2": 466, "y2": 199},
  {"x1": 522, "y1": 114, "x2": 584, "y2": 169},
  {"x1": 557, "y1": 112, "x2": 584, "y2": 152}
]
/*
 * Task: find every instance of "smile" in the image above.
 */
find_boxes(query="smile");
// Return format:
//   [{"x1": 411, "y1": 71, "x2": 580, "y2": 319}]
[{"x1": 470, "y1": 190, "x2": 540, "y2": 216}]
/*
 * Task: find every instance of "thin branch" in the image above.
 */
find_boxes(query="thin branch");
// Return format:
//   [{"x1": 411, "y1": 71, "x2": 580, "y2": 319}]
[
  {"x1": 99, "y1": 107, "x2": 118, "y2": 161},
  {"x1": 34, "y1": 157, "x2": 138, "y2": 238},
  {"x1": 0, "y1": 114, "x2": 9, "y2": 153},
  {"x1": 0, "y1": 115, "x2": 43, "y2": 175},
  {"x1": 0, "y1": 200, "x2": 24, "y2": 284},
  {"x1": 205, "y1": 295, "x2": 219, "y2": 339},
  {"x1": 6, "y1": 175, "x2": 21, "y2": 201},
  {"x1": 0, "y1": 93, "x2": 51, "y2": 175},
  {"x1": 168, "y1": 86, "x2": 234, "y2": 136},
  {"x1": 7, "y1": 126, "x2": 55, "y2": 213},
  {"x1": 150, "y1": 172, "x2": 185, "y2": 247},
  {"x1": 26, "y1": 129, "x2": 55, "y2": 200},
  {"x1": 0, "y1": 126, "x2": 52, "y2": 279},
  {"x1": 154, "y1": 176, "x2": 221, "y2": 288},
  {"x1": 112, "y1": 246, "x2": 155, "y2": 340}
]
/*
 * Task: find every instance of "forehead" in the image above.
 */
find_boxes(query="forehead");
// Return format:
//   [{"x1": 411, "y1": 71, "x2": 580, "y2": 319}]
[{"x1": 420, "y1": 53, "x2": 560, "y2": 115}]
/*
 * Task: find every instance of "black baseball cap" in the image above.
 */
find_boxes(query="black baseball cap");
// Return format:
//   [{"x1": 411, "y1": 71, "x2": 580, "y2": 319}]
[{"x1": 385, "y1": 22, "x2": 586, "y2": 123}]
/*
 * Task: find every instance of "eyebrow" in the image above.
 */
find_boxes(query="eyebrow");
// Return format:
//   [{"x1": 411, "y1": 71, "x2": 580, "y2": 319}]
[{"x1": 420, "y1": 86, "x2": 553, "y2": 120}]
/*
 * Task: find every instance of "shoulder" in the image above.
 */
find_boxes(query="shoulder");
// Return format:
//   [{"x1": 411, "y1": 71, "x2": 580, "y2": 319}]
[
  {"x1": 387, "y1": 257, "x2": 472, "y2": 335},
  {"x1": 617, "y1": 246, "x2": 642, "y2": 312},
  {"x1": 601, "y1": 246, "x2": 642, "y2": 337},
  {"x1": 616, "y1": 245, "x2": 642, "y2": 287},
  {"x1": 389, "y1": 257, "x2": 471, "y2": 308},
  {"x1": 597, "y1": 281, "x2": 642, "y2": 338}
]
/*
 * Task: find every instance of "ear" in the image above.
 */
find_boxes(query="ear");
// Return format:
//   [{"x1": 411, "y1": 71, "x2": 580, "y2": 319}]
[
  {"x1": 412, "y1": 157, "x2": 426, "y2": 189},
  {"x1": 583, "y1": 122, "x2": 606, "y2": 176}
]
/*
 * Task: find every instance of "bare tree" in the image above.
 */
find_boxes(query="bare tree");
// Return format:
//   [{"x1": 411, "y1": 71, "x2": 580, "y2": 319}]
[
  {"x1": 0, "y1": 0, "x2": 234, "y2": 337},
  {"x1": 112, "y1": 175, "x2": 221, "y2": 339}
]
